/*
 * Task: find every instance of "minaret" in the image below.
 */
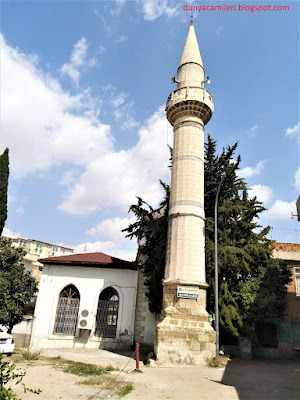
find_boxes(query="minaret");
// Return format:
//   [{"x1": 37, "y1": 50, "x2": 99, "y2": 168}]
[{"x1": 155, "y1": 21, "x2": 216, "y2": 365}]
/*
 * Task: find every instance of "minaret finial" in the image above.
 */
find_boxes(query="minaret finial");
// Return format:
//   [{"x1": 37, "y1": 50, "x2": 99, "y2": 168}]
[{"x1": 191, "y1": 13, "x2": 193, "y2": 25}]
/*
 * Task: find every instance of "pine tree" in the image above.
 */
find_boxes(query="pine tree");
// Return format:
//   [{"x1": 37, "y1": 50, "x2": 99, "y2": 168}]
[{"x1": 0, "y1": 149, "x2": 9, "y2": 236}]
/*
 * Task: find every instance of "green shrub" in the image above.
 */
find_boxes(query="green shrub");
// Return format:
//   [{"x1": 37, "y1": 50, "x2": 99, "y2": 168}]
[
  {"x1": 206, "y1": 356, "x2": 222, "y2": 368},
  {"x1": 0, "y1": 354, "x2": 42, "y2": 399},
  {"x1": 0, "y1": 354, "x2": 25, "y2": 400}
]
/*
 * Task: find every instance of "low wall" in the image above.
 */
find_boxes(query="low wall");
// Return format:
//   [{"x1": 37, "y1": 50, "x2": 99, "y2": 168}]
[
  {"x1": 222, "y1": 344, "x2": 300, "y2": 360},
  {"x1": 12, "y1": 317, "x2": 34, "y2": 347}
]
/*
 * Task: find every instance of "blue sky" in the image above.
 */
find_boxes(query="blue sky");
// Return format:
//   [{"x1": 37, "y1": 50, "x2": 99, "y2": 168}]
[{"x1": 1, "y1": 0, "x2": 299, "y2": 260}]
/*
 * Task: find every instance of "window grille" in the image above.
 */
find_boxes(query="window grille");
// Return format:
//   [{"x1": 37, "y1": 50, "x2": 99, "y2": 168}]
[
  {"x1": 95, "y1": 287, "x2": 119, "y2": 338},
  {"x1": 295, "y1": 268, "x2": 300, "y2": 296},
  {"x1": 53, "y1": 285, "x2": 80, "y2": 335}
]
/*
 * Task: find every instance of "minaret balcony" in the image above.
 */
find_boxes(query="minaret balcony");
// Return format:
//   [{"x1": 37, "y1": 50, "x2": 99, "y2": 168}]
[{"x1": 166, "y1": 86, "x2": 214, "y2": 126}]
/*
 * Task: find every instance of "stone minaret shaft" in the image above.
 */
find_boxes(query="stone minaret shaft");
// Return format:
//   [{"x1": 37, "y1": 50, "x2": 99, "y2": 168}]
[
  {"x1": 155, "y1": 22, "x2": 216, "y2": 365},
  {"x1": 165, "y1": 22, "x2": 213, "y2": 285}
]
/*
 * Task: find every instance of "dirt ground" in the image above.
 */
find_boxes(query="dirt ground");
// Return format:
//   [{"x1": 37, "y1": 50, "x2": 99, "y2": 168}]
[{"x1": 6, "y1": 348, "x2": 300, "y2": 400}]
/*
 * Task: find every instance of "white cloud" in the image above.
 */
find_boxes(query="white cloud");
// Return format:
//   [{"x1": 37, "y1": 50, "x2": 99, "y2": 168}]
[
  {"x1": 74, "y1": 240, "x2": 137, "y2": 262},
  {"x1": 1, "y1": 34, "x2": 172, "y2": 227},
  {"x1": 2, "y1": 227, "x2": 21, "y2": 238},
  {"x1": 114, "y1": 35, "x2": 127, "y2": 44},
  {"x1": 109, "y1": 89, "x2": 138, "y2": 129},
  {"x1": 247, "y1": 124, "x2": 258, "y2": 138},
  {"x1": 216, "y1": 27, "x2": 224, "y2": 37},
  {"x1": 265, "y1": 200, "x2": 296, "y2": 220},
  {"x1": 82, "y1": 217, "x2": 137, "y2": 260},
  {"x1": 59, "y1": 170, "x2": 75, "y2": 187},
  {"x1": 0, "y1": 34, "x2": 113, "y2": 177},
  {"x1": 142, "y1": 0, "x2": 180, "y2": 21},
  {"x1": 7, "y1": 194, "x2": 16, "y2": 204},
  {"x1": 98, "y1": 45, "x2": 107, "y2": 55},
  {"x1": 238, "y1": 160, "x2": 267, "y2": 179},
  {"x1": 110, "y1": 0, "x2": 126, "y2": 16},
  {"x1": 60, "y1": 37, "x2": 96, "y2": 85},
  {"x1": 285, "y1": 121, "x2": 300, "y2": 137},
  {"x1": 59, "y1": 106, "x2": 172, "y2": 215},
  {"x1": 250, "y1": 185, "x2": 273, "y2": 205},
  {"x1": 112, "y1": 92, "x2": 127, "y2": 108},
  {"x1": 87, "y1": 217, "x2": 135, "y2": 242},
  {"x1": 16, "y1": 207, "x2": 24, "y2": 215},
  {"x1": 294, "y1": 166, "x2": 300, "y2": 191}
]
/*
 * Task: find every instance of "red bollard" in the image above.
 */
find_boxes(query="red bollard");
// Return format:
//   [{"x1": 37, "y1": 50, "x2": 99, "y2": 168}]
[{"x1": 134, "y1": 343, "x2": 142, "y2": 372}]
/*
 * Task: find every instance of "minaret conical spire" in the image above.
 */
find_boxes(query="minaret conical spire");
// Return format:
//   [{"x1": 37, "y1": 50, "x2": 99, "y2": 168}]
[{"x1": 179, "y1": 21, "x2": 203, "y2": 69}]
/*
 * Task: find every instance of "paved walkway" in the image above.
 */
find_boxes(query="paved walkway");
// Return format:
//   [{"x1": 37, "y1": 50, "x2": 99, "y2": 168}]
[{"x1": 42, "y1": 348, "x2": 300, "y2": 400}]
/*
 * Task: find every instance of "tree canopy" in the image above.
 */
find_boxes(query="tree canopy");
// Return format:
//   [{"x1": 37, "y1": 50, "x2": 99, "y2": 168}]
[
  {"x1": 0, "y1": 148, "x2": 9, "y2": 236},
  {"x1": 124, "y1": 135, "x2": 291, "y2": 340},
  {"x1": 0, "y1": 238, "x2": 38, "y2": 332}
]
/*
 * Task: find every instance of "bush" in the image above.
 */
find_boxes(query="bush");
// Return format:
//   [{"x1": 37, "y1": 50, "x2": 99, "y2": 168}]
[
  {"x1": 0, "y1": 354, "x2": 41, "y2": 399},
  {"x1": 0, "y1": 354, "x2": 25, "y2": 400},
  {"x1": 19, "y1": 349, "x2": 42, "y2": 361},
  {"x1": 206, "y1": 356, "x2": 222, "y2": 368}
]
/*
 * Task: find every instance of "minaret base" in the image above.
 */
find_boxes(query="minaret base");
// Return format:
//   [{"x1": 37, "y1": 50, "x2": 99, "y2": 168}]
[{"x1": 155, "y1": 281, "x2": 216, "y2": 365}]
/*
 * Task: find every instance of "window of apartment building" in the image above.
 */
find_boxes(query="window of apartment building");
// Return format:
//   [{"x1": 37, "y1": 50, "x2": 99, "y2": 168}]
[
  {"x1": 36, "y1": 242, "x2": 43, "y2": 249},
  {"x1": 295, "y1": 268, "x2": 300, "y2": 296},
  {"x1": 52, "y1": 246, "x2": 58, "y2": 252}
]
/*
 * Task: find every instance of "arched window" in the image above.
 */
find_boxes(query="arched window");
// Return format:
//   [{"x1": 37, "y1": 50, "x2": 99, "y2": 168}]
[
  {"x1": 95, "y1": 287, "x2": 119, "y2": 338},
  {"x1": 53, "y1": 285, "x2": 80, "y2": 335}
]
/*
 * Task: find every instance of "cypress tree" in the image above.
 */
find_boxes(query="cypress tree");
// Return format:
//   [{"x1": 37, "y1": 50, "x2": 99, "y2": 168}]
[
  {"x1": 124, "y1": 136, "x2": 291, "y2": 340},
  {"x1": 0, "y1": 149, "x2": 9, "y2": 236},
  {"x1": 204, "y1": 135, "x2": 276, "y2": 336}
]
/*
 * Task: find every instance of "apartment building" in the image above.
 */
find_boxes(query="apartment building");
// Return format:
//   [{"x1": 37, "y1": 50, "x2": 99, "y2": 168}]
[{"x1": 2, "y1": 233, "x2": 73, "y2": 281}]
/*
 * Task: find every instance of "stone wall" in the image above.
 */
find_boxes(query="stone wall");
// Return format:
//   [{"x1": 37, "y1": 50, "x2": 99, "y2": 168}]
[
  {"x1": 134, "y1": 271, "x2": 156, "y2": 348},
  {"x1": 155, "y1": 282, "x2": 215, "y2": 365}
]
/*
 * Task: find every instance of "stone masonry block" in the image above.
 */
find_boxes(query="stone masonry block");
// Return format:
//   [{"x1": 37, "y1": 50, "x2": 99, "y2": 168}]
[
  {"x1": 164, "y1": 331, "x2": 187, "y2": 339},
  {"x1": 190, "y1": 340, "x2": 201, "y2": 351}
]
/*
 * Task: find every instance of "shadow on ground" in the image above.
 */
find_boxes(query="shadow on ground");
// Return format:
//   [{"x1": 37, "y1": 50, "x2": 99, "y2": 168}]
[
  {"x1": 218, "y1": 358, "x2": 300, "y2": 400},
  {"x1": 104, "y1": 346, "x2": 151, "y2": 365}
]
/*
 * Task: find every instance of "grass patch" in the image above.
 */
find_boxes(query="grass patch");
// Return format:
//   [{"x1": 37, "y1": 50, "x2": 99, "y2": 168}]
[
  {"x1": 14, "y1": 349, "x2": 43, "y2": 362},
  {"x1": 117, "y1": 383, "x2": 134, "y2": 398},
  {"x1": 77, "y1": 377, "x2": 105, "y2": 386},
  {"x1": 105, "y1": 364, "x2": 116, "y2": 371},
  {"x1": 206, "y1": 356, "x2": 222, "y2": 368},
  {"x1": 41, "y1": 356, "x2": 117, "y2": 376},
  {"x1": 21, "y1": 349, "x2": 43, "y2": 360},
  {"x1": 62, "y1": 360, "x2": 114, "y2": 376},
  {"x1": 47, "y1": 356, "x2": 62, "y2": 361}
]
